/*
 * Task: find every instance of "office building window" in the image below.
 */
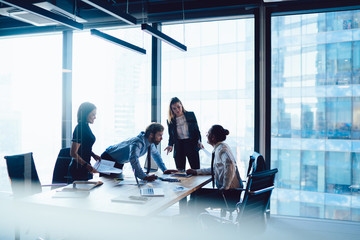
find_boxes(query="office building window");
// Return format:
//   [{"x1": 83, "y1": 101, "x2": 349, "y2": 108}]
[
  {"x1": 161, "y1": 18, "x2": 254, "y2": 172},
  {"x1": 0, "y1": 34, "x2": 62, "y2": 187},
  {"x1": 272, "y1": 10, "x2": 360, "y2": 221},
  {"x1": 73, "y1": 28, "x2": 151, "y2": 160}
]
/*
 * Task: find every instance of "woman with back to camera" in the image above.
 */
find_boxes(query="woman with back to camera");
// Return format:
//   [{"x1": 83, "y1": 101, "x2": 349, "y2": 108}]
[
  {"x1": 69, "y1": 102, "x2": 100, "y2": 182},
  {"x1": 186, "y1": 125, "x2": 243, "y2": 212},
  {"x1": 164, "y1": 97, "x2": 202, "y2": 171}
]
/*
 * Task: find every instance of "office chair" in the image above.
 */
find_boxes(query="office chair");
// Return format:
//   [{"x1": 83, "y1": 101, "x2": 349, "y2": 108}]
[
  {"x1": 236, "y1": 168, "x2": 278, "y2": 229},
  {"x1": 51, "y1": 147, "x2": 72, "y2": 189},
  {"x1": 5, "y1": 151, "x2": 70, "y2": 197},
  {"x1": 247, "y1": 151, "x2": 266, "y2": 176},
  {"x1": 4, "y1": 155, "x2": 48, "y2": 240},
  {"x1": 199, "y1": 168, "x2": 278, "y2": 234},
  {"x1": 4, "y1": 152, "x2": 42, "y2": 198},
  {"x1": 219, "y1": 151, "x2": 267, "y2": 219}
]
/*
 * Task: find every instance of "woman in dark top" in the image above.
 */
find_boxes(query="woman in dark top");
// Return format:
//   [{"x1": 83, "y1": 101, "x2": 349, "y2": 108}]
[
  {"x1": 164, "y1": 97, "x2": 203, "y2": 171},
  {"x1": 69, "y1": 102, "x2": 100, "y2": 181}
]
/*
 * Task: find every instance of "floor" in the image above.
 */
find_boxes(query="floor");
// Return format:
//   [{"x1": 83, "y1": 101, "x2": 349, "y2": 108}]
[
  {"x1": 1, "y1": 207, "x2": 359, "y2": 240},
  {"x1": 157, "y1": 202, "x2": 360, "y2": 240},
  {"x1": 1, "y1": 193, "x2": 359, "y2": 240},
  {"x1": 263, "y1": 215, "x2": 360, "y2": 240}
]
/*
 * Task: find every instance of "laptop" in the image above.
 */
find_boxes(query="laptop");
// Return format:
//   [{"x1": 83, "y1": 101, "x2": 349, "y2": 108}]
[{"x1": 134, "y1": 171, "x2": 164, "y2": 197}]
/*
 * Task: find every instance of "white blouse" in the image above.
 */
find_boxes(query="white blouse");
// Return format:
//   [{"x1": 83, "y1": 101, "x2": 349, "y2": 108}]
[
  {"x1": 176, "y1": 114, "x2": 190, "y2": 139},
  {"x1": 196, "y1": 142, "x2": 242, "y2": 190}
]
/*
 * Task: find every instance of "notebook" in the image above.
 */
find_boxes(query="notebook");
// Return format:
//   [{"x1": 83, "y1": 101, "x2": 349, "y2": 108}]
[{"x1": 134, "y1": 172, "x2": 164, "y2": 197}]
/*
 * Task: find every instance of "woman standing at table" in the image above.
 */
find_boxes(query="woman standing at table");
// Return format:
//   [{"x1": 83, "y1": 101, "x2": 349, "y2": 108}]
[
  {"x1": 69, "y1": 102, "x2": 100, "y2": 181},
  {"x1": 164, "y1": 97, "x2": 202, "y2": 171}
]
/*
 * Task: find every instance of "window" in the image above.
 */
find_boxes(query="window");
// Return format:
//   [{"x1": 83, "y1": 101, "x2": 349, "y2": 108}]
[
  {"x1": 73, "y1": 28, "x2": 151, "y2": 167},
  {"x1": 0, "y1": 34, "x2": 62, "y2": 187},
  {"x1": 272, "y1": 10, "x2": 360, "y2": 221},
  {"x1": 161, "y1": 18, "x2": 254, "y2": 172}
]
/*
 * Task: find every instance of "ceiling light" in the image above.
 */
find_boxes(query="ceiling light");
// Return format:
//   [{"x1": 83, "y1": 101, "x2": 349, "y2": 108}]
[
  {"x1": 141, "y1": 23, "x2": 187, "y2": 51},
  {"x1": 91, "y1": 29, "x2": 146, "y2": 55}
]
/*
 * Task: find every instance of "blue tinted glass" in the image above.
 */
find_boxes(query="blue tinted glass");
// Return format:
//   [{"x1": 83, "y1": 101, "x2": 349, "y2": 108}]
[{"x1": 272, "y1": 10, "x2": 360, "y2": 222}]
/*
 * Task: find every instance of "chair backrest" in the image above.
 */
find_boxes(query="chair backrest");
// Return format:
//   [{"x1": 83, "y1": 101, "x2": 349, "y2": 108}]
[
  {"x1": 220, "y1": 152, "x2": 267, "y2": 217},
  {"x1": 4, "y1": 152, "x2": 42, "y2": 197},
  {"x1": 236, "y1": 168, "x2": 278, "y2": 226},
  {"x1": 51, "y1": 148, "x2": 72, "y2": 188},
  {"x1": 198, "y1": 168, "x2": 278, "y2": 233},
  {"x1": 247, "y1": 151, "x2": 266, "y2": 176}
]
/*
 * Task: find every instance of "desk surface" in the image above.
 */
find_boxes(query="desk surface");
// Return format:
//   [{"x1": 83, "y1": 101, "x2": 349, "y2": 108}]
[{"x1": 21, "y1": 174, "x2": 211, "y2": 217}]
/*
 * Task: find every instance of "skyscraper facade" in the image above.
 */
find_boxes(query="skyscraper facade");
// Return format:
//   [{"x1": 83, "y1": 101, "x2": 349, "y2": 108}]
[{"x1": 271, "y1": 10, "x2": 360, "y2": 221}]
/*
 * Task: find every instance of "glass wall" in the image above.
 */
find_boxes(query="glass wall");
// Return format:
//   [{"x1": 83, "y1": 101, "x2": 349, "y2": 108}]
[
  {"x1": 0, "y1": 34, "x2": 62, "y2": 189},
  {"x1": 271, "y1": 10, "x2": 360, "y2": 221},
  {"x1": 161, "y1": 18, "x2": 254, "y2": 173},
  {"x1": 73, "y1": 28, "x2": 151, "y2": 169}
]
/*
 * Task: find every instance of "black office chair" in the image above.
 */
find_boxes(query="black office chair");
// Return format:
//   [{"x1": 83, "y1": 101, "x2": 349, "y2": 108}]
[
  {"x1": 4, "y1": 152, "x2": 42, "y2": 198},
  {"x1": 219, "y1": 151, "x2": 266, "y2": 218},
  {"x1": 236, "y1": 168, "x2": 278, "y2": 229},
  {"x1": 4, "y1": 152, "x2": 55, "y2": 240},
  {"x1": 51, "y1": 147, "x2": 72, "y2": 189},
  {"x1": 247, "y1": 151, "x2": 266, "y2": 176},
  {"x1": 199, "y1": 168, "x2": 278, "y2": 235}
]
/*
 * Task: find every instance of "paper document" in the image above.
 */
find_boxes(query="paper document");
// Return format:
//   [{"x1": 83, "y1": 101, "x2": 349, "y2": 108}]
[
  {"x1": 94, "y1": 159, "x2": 123, "y2": 174},
  {"x1": 111, "y1": 195, "x2": 148, "y2": 204},
  {"x1": 117, "y1": 180, "x2": 145, "y2": 185},
  {"x1": 171, "y1": 173, "x2": 192, "y2": 178}
]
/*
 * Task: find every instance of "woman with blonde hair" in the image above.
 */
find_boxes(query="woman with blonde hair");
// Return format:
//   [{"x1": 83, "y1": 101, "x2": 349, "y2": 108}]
[{"x1": 164, "y1": 97, "x2": 202, "y2": 171}]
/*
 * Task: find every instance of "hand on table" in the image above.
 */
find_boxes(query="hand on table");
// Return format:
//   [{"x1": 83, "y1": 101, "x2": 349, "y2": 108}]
[
  {"x1": 186, "y1": 169, "x2": 198, "y2": 176},
  {"x1": 143, "y1": 174, "x2": 158, "y2": 182},
  {"x1": 163, "y1": 169, "x2": 178, "y2": 174},
  {"x1": 86, "y1": 164, "x2": 99, "y2": 174}
]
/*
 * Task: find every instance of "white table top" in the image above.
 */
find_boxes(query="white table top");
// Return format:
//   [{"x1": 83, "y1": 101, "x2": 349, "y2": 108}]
[{"x1": 19, "y1": 173, "x2": 211, "y2": 217}]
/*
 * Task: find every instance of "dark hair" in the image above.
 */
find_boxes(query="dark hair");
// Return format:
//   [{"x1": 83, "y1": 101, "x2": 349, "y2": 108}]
[
  {"x1": 77, "y1": 102, "x2": 96, "y2": 123},
  {"x1": 210, "y1": 125, "x2": 229, "y2": 142},
  {"x1": 145, "y1": 123, "x2": 164, "y2": 137},
  {"x1": 168, "y1": 97, "x2": 187, "y2": 123}
]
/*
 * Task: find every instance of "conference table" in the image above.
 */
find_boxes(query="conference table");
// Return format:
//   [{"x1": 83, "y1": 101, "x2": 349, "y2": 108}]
[
  {"x1": 23, "y1": 173, "x2": 211, "y2": 216},
  {"x1": 10, "y1": 173, "x2": 212, "y2": 239}
]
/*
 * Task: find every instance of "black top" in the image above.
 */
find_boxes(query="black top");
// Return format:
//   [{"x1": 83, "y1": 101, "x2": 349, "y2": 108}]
[
  {"x1": 72, "y1": 122, "x2": 95, "y2": 163},
  {"x1": 167, "y1": 111, "x2": 201, "y2": 147}
]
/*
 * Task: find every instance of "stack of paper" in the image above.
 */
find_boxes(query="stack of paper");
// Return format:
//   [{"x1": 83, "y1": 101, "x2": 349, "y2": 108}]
[{"x1": 93, "y1": 159, "x2": 123, "y2": 175}]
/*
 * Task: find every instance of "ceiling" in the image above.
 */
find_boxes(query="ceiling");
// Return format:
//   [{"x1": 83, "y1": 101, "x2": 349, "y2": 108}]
[{"x1": 0, "y1": 0, "x2": 359, "y2": 37}]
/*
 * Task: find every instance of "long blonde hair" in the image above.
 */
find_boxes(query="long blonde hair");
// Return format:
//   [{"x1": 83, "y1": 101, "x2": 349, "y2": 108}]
[{"x1": 168, "y1": 97, "x2": 186, "y2": 124}]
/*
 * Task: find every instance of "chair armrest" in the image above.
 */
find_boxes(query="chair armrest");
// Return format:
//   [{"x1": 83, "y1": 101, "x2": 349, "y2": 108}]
[
  {"x1": 219, "y1": 188, "x2": 245, "y2": 192},
  {"x1": 249, "y1": 186, "x2": 274, "y2": 195}
]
